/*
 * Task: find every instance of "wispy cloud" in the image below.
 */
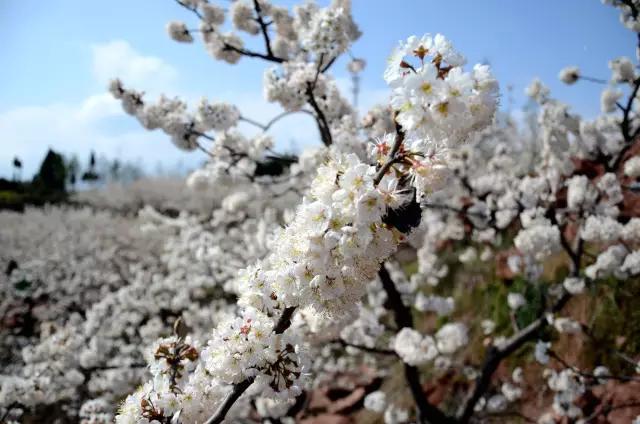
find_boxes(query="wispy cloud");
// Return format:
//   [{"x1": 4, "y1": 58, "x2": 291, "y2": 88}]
[
  {"x1": 0, "y1": 40, "x2": 196, "y2": 178},
  {"x1": 0, "y1": 39, "x2": 392, "y2": 178},
  {"x1": 91, "y1": 40, "x2": 178, "y2": 93}
]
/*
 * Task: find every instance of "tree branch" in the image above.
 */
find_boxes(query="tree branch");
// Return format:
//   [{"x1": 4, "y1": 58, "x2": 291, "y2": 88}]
[
  {"x1": 321, "y1": 56, "x2": 338, "y2": 73},
  {"x1": 378, "y1": 265, "x2": 455, "y2": 424},
  {"x1": 273, "y1": 306, "x2": 296, "y2": 334},
  {"x1": 457, "y1": 292, "x2": 571, "y2": 423},
  {"x1": 204, "y1": 378, "x2": 255, "y2": 424},
  {"x1": 373, "y1": 118, "x2": 405, "y2": 185},
  {"x1": 337, "y1": 339, "x2": 398, "y2": 356},
  {"x1": 252, "y1": 0, "x2": 274, "y2": 58},
  {"x1": 612, "y1": 76, "x2": 640, "y2": 170},
  {"x1": 173, "y1": 0, "x2": 284, "y2": 64},
  {"x1": 240, "y1": 109, "x2": 315, "y2": 132},
  {"x1": 222, "y1": 44, "x2": 284, "y2": 63},
  {"x1": 548, "y1": 350, "x2": 640, "y2": 383},
  {"x1": 306, "y1": 82, "x2": 333, "y2": 146},
  {"x1": 174, "y1": 0, "x2": 204, "y2": 19}
]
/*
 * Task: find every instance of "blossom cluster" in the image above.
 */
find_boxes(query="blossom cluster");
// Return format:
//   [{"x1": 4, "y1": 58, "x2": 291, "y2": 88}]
[
  {"x1": 109, "y1": 79, "x2": 242, "y2": 152},
  {"x1": 385, "y1": 34, "x2": 499, "y2": 147},
  {"x1": 166, "y1": 0, "x2": 360, "y2": 63},
  {"x1": 115, "y1": 153, "x2": 414, "y2": 423}
]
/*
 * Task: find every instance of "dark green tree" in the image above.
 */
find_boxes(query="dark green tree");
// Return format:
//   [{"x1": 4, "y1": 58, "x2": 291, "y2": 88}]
[{"x1": 32, "y1": 149, "x2": 67, "y2": 195}]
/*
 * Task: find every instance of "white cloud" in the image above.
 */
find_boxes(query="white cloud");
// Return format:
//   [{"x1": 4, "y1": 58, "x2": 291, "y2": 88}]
[
  {"x1": 0, "y1": 38, "x2": 393, "y2": 179},
  {"x1": 75, "y1": 93, "x2": 122, "y2": 121},
  {"x1": 91, "y1": 40, "x2": 178, "y2": 93},
  {"x1": 0, "y1": 40, "x2": 195, "y2": 178}
]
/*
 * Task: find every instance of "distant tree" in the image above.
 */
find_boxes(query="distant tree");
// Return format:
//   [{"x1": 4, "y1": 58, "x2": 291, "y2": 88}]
[
  {"x1": 12, "y1": 156, "x2": 22, "y2": 181},
  {"x1": 117, "y1": 161, "x2": 144, "y2": 183},
  {"x1": 82, "y1": 150, "x2": 100, "y2": 183},
  {"x1": 110, "y1": 159, "x2": 121, "y2": 181},
  {"x1": 32, "y1": 149, "x2": 67, "y2": 195},
  {"x1": 66, "y1": 155, "x2": 80, "y2": 190}
]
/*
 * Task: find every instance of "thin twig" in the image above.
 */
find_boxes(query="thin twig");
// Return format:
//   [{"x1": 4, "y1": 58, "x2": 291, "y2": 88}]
[
  {"x1": 337, "y1": 339, "x2": 398, "y2": 356},
  {"x1": 174, "y1": 0, "x2": 204, "y2": 19},
  {"x1": 222, "y1": 44, "x2": 284, "y2": 63},
  {"x1": 174, "y1": 0, "x2": 284, "y2": 64},
  {"x1": 239, "y1": 109, "x2": 315, "y2": 132},
  {"x1": 321, "y1": 56, "x2": 338, "y2": 73},
  {"x1": 548, "y1": 350, "x2": 640, "y2": 383},
  {"x1": 579, "y1": 75, "x2": 608, "y2": 84},
  {"x1": 373, "y1": 118, "x2": 405, "y2": 185}
]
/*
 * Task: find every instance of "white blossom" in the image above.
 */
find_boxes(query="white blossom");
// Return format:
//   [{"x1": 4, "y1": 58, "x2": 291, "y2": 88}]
[
  {"x1": 507, "y1": 293, "x2": 526, "y2": 310},
  {"x1": 363, "y1": 390, "x2": 387, "y2": 413},
  {"x1": 435, "y1": 323, "x2": 468, "y2": 355},
  {"x1": 559, "y1": 66, "x2": 580, "y2": 85},
  {"x1": 601, "y1": 88, "x2": 623, "y2": 113},
  {"x1": 563, "y1": 277, "x2": 585, "y2": 295},
  {"x1": 167, "y1": 21, "x2": 193, "y2": 43},
  {"x1": 393, "y1": 328, "x2": 438, "y2": 366}
]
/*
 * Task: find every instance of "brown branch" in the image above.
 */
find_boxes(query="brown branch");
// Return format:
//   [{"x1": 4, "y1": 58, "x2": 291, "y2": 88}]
[
  {"x1": 378, "y1": 265, "x2": 455, "y2": 424},
  {"x1": 303, "y1": 55, "x2": 334, "y2": 146},
  {"x1": 174, "y1": 0, "x2": 204, "y2": 19},
  {"x1": 548, "y1": 350, "x2": 640, "y2": 383},
  {"x1": 306, "y1": 82, "x2": 333, "y2": 146},
  {"x1": 373, "y1": 118, "x2": 405, "y2": 185},
  {"x1": 204, "y1": 378, "x2": 254, "y2": 424},
  {"x1": 321, "y1": 56, "x2": 338, "y2": 73},
  {"x1": 239, "y1": 109, "x2": 315, "y2": 132},
  {"x1": 222, "y1": 44, "x2": 284, "y2": 63},
  {"x1": 612, "y1": 77, "x2": 640, "y2": 170},
  {"x1": 273, "y1": 306, "x2": 296, "y2": 334},
  {"x1": 621, "y1": 77, "x2": 640, "y2": 141},
  {"x1": 337, "y1": 339, "x2": 398, "y2": 356},
  {"x1": 252, "y1": 0, "x2": 274, "y2": 58},
  {"x1": 173, "y1": 0, "x2": 283, "y2": 64},
  {"x1": 458, "y1": 292, "x2": 571, "y2": 423},
  {"x1": 579, "y1": 75, "x2": 608, "y2": 84}
]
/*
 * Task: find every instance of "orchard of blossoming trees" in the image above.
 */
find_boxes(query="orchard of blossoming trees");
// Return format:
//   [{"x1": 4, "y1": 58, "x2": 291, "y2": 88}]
[{"x1": 2, "y1": 0, "x2": 640, "y2": 423}]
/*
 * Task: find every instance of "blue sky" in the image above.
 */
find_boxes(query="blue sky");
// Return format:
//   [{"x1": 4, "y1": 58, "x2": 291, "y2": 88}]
[{"x1": 0, "y1": 0, "x2": 635, "y2": 178}]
